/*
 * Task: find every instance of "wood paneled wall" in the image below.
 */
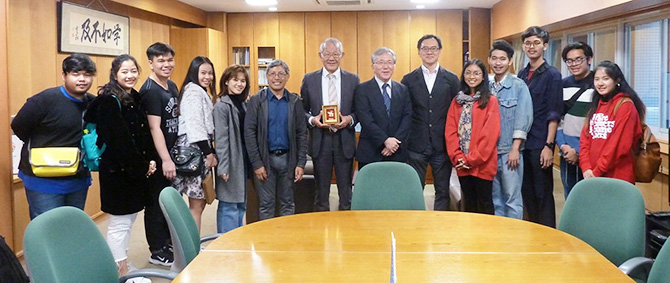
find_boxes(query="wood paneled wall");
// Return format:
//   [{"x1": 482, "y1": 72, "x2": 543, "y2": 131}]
[
  {"x1": 0, "y1": 0, "x2": 11, "y2": 246},
  {"x1": 227, "y1": 10, "x2": 469, "y2": 94}
]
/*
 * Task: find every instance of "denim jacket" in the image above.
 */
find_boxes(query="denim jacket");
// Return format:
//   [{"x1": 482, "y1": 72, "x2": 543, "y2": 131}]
[{"x1": 489, "y1": 74, "x2": 534, "y2": 154}]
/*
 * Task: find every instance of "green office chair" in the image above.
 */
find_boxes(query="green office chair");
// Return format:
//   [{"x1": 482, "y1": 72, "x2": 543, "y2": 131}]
[
  {"x1": 619, "y1": 239, "x2": 670, "y2": 283},
  {"x1": 23, "y1": 206, "x2": 177, "y2": 283},
  {"x1": 558, "y1": 177, "x2": 645, "y2": 267},
  {"x1": 159, "y1": 187, "x2": 221, "y2": 272},
  {"x1": 351, "y1": 161, "x2": 426, "y2": 210}
]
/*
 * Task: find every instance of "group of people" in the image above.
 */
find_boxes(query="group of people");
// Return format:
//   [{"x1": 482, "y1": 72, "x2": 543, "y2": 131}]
[{"x1": 12, "y1": 24, "x2": 647, "y2": 277}]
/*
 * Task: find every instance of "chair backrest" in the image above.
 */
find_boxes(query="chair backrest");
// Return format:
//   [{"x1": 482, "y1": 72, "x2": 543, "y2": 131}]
[
  {"x1": 558, "y1": 177, "x2": 645, "y2": 266},
  {"x1": 648, "y1": 239, "x2": 670, "y2": 283},
  {"x1": 351, "y1": 162, "x2": 426, "y2": 210},
  {"x1": 159, "y1": 187, "x2": 201, "y2": 271},
  {"x1": 24, "y1": 206, "x2": 118, "y2": 283}
]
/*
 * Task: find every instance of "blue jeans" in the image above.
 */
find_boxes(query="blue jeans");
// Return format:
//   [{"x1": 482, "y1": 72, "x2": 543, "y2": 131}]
[
  {"x1": 25, "y1": 187, "x2": 88, "y2": 219},
  {"x1": 560, "y1": 156, "x2": 583, "y2": 200},
  {"x1": 217, "y1": 201, "x2": 246, "y2": 233},
  {"x1": 492, "y1": 153, "x2": 524, "y2": 219}
]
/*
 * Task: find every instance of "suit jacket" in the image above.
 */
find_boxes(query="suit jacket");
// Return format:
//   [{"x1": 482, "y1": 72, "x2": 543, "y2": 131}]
[
  {"x1": 401, "y1": 66, "x2": 459, "y2": 153},
  {"x1": 213, "y1": 95, "x2": 247, "y2": 203},
  {"x1": 244, "y1": 88, "x2": 308, "y2": 178},
  {"x1": 354, "y1": 78, "x2": 413, "y2": 163},
  {"x1": 300, "y1": 68, "x2": 360, "y2": 159}
]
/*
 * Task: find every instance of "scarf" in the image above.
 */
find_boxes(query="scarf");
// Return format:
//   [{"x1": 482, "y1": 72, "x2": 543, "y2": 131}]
[{"x1": 456, "y1": 91, "x2": 481, "y2": 154}]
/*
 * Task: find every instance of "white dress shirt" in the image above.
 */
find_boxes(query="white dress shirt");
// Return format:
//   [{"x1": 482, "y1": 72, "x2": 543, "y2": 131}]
[
  {"x1": 321, "y1": 67, "x2": 342, "y2": 107},
  {"x1": 421, "y1": 63, "x2": 439, "y2": 94},
  {"x1": 374, "y1": 76, "x2": 392, "y2": 98}
]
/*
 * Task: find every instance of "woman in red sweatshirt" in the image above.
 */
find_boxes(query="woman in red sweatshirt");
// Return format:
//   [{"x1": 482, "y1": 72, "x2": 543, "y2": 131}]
[
  {"x1": 445, "y1": 59, "x2": 501, "y2": 214},
  {"x1": 580, "y1": 61, "x2": 645, "y2": 184}
]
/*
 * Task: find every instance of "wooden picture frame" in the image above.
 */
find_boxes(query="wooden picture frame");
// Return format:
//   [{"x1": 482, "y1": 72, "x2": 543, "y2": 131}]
[
  {"x1": 58, "y1": 2, "x2": 129, "y2": 56},
  {"x1": 322, "y1": 104, "x2": 340, "y2": 125}
]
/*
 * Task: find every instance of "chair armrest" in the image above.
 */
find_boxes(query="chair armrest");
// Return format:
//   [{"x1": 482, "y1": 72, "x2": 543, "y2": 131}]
[
  {"x1": 119, "y1": 268, "x2": 179, "y2": 282},
  {"x1": 200, "y1": 233, "x2": 223, "y2": 244},
  {"x1": 618, "y1": 257, "x2": 654, "y2": 276}
]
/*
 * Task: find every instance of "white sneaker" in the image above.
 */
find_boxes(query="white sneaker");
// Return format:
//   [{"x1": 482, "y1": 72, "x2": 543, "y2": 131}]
[{"x1": 125, "y1": 277, "x2": 152, "y2": 283}]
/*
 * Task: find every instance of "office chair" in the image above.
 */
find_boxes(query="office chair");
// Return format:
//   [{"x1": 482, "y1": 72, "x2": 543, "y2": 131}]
[
  {"x1": 23, "y1": 206, "x2": 177, "y2": 283},
  {"x1": 558, "y1": 177, "x2": 645, "y2": 267},
  {"x1": 351, "y1": 161, "x2": 426, "y2": 210},
  {"x1": 159, "y1": 187, "x2": 221, "y2": 272},
  {"x1": 619, "y1": 238, "x2": 670, "y2": 283}
]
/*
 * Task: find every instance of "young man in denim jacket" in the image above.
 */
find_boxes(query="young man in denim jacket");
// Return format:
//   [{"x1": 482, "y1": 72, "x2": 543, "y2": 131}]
[{"x1": 488, "y1": 40, "x2": 533, "y2": 219}]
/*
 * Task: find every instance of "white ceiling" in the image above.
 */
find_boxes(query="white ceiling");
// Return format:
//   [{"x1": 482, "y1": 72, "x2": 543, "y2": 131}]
[{"x1": 178, "y1": 0, "x2": 502, "y2": 13}]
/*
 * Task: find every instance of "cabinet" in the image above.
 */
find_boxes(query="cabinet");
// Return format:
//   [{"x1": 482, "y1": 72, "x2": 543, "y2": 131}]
[
  {"x1": 169, "y1": 27, "x2": 227, "y2": 88},
  {"x1": 255, "y1": 46, "x2": 276, "y2": 91},
  {"x1": 231, "y1": 46, "x2": 251, "y2": 85}
]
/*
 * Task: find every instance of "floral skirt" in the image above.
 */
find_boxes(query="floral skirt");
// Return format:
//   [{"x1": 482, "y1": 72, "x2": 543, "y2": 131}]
[{"x1": 172, "y1": 135, "x2": 209, "y2": 200}]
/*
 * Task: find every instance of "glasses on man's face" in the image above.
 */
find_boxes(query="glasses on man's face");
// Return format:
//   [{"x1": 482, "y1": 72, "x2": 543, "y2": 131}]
[
  {"x1": 420, "y1": 46, "x2": 440, "y2": 53},
  {"x1": 464, "y1": 71, "x2": 483, "y2": 77},
  {"x1": 321, "y1": 52, "x2": 342, "y2": 59},
  {"x1": 267, "y1": 72, "x2": 287, "y2": 78},
  {"x1": 564, "y1": 56, "x2": 586, "y2": 66},
  {"x1": 523, "y1": 40, "x2": 543, "y2": 48},
  {"x1": 374, "y1": 61, "x2": 395, "y2": 67}
]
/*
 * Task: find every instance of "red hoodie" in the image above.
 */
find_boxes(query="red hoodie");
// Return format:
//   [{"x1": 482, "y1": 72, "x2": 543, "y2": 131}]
[
  {"x1": 580, "y1": 92, "x2": 642, "y2": 184},
  {"x1": 445, "y1": 95, "x2": 500, "y2": 181}
]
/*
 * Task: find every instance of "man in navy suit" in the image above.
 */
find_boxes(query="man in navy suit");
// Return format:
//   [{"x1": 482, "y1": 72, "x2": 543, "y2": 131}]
[
  {"x1": 401, "y1": 35, "x2": 460, "y2": 211},
  {"x1": 355, "y1": 47, "x2": 412, "y2": 169},
  {"x1": 301, "y1": 38, "x2": 360, "y2": 211}
]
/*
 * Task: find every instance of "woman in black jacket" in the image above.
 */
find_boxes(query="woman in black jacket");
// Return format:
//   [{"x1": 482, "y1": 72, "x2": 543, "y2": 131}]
[{"x1": 83, "y1": 54, "x2": 157, "y2": 276}]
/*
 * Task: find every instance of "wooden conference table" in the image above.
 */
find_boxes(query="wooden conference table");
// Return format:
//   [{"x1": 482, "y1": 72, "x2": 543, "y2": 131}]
[{"x1": 174, "y1": 211, "x2": 632, "y2": 282}]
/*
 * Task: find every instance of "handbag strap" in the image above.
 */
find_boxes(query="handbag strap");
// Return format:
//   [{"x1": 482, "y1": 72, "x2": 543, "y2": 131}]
[{"x1": 564, "y1": 86, "x2": 589, "y2": 113}]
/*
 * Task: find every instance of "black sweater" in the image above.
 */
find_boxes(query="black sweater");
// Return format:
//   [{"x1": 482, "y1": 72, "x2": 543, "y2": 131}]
[{"x1": 12, "y1": 86, "x2": 93, "y2": 178}]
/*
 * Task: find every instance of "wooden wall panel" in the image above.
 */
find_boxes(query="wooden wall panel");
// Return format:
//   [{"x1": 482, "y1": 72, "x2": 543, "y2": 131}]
[
  {"x1": 227, "y1": 13, "x2": 253, "y2": 47},
  {"x1": 279, "y1": 13, "x2": 306, "y2": 93},
  {"x1": 383, "y1": 11, "x2": 410, "y2": 82},
  {"x1": 0, "y1": 0, "x2": 12, "y2": 247},
  {"x1": 304, "y1": 12, "x2": 331, "y2": 73},
  {"x1": 469, "y1": 8, "x2": 491, "y2": 70},
  {"x1": 331, "y1": 12, "x2": 358, "y2": 74},
  {"x1": 253, "y1": 13, "x2": 279, "y2": 47},
  {"x1": 111, "y1": 0, "x2": 207, "y2": 26},
  {"x1": 408, "y1": 11, "x2": 437, "y2": 69},
  {"x1": 170, "y1": 27, "x2": 208, "y2": 84},
  {"x1": 356, "y1": 12, "x2": 384, "y2": 81},
  {"x1": 436, "y1": 10, "x2": 464, "y2": 76},
  {"x1": 208, "y1": 29, "x2": 228, "y2": 82}
]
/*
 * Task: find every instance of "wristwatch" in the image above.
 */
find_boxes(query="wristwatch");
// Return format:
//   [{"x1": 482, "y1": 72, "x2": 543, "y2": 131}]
[{"x1": 545, "y1": 142, "x2": 555, "y2": 151}]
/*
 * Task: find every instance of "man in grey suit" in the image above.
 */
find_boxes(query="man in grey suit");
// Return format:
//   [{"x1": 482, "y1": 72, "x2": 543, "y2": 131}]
[
  {"x1": 245, "y1": 59, "x2": 308, "y2": 220},
  {"x1": 401, "y1": 34, "x2": 459, "y2": 211},
  {"x1": 355, "y1": 47, "x2": 412, "y2": 168},
  {"x1": 301, "y1": 38, "x2": 360, "y2": 211}
]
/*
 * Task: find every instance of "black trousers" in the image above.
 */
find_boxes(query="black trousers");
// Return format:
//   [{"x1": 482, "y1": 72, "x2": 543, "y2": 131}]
[
  {"x1": 407, "y1": 144, "x2": 452, "y2": 211},
  {"x1": 458, "y1": 175, "x2": 494, "y2": 214},
  {"x1": 313, "y1": 131, "x2": 353, "y2": 211},
  {"x1": 145, "y1": 172, "x2": 172, "y2": 254},
  {"x1": 521, "y1": 148, "x2": 556, "y2": 228}
]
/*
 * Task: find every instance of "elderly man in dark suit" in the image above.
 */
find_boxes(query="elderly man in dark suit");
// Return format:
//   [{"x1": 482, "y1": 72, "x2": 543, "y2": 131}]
[
  {"x1": 355, "y1": 47, "x2": 412, "y2": 169},
  {"x1": 301, "y1": 38, "x2": 360, "y2": 211},
  {"x1": 401, "y1": 34, "x2": 460, "y2": 211}
]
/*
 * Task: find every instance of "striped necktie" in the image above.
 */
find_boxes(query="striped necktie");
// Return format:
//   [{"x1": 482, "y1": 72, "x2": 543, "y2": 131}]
[{"x1": 382, "y1": 83, "x2": 391, "y2": 117}]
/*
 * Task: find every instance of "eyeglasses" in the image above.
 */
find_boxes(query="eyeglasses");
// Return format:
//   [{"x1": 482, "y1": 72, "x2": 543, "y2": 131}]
[
  {"x1": 564, "y1": 56, "x2": 586, "y2": 66},
  {"x1": 523, "y1": 40, "x2": 544, "y2": 48},
  {"x1": 420, "y1": 46, "x2": 440, "y2": 53},
  {"x1": 321, "y1": 52, "x2": 342, "y2": 58},
  {"x1": 464, "y1": 71, "x2": 483, "y2": 77},
  {"x1": 374, "y1": 61, "x2": 395, "y2": 67},
  {"x1": 267, "y1": 72, "x2": 287, "y2": 78}
]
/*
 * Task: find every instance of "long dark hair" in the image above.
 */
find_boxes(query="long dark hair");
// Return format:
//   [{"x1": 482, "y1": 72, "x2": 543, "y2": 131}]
[
  {"x1": 179, "y1": 56, "x2": 217, "y2": 113},
  {"x1": 589, "y1": 60, "x2": 646, "y2": 121},
  {"x1": 218, "y1": 64, "x2": 250, "y2": 103},
  {"x1": 97, "y1": 54, "x2": 140, "y2": 105},
  {"x1": 459, "y1": 59, "x2": 491, "y2": 109}
]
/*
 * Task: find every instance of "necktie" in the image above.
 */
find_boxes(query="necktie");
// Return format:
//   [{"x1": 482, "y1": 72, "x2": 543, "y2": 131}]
[
  {"x1": 327, "y1": 73, "x2": 337, "y2": 105},
  {"x1": 382, "y1": 83, "x2": 391, "y2": 118}
]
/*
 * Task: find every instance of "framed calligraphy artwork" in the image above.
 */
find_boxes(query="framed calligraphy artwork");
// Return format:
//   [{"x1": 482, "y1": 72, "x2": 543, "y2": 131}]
[{"x1": 58, "y1": 2, "x2": 129, "y2": 56}]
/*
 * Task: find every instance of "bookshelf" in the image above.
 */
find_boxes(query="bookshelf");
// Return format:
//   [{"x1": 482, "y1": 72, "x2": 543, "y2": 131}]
[
  {"x1": 256, "y1": 46, "x2": 276, "y2": 90},
  {"x1": 232, "y1": 46, "x2": 252, "y2": 85}
]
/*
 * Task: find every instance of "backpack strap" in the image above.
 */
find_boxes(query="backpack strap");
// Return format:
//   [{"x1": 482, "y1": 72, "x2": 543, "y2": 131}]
[{"x1": 612, "y1": 97, "x2": 632, "y2": 118}]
